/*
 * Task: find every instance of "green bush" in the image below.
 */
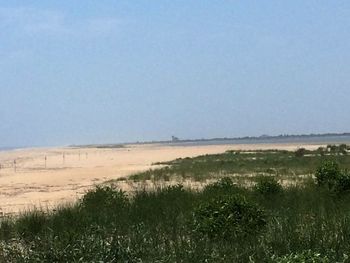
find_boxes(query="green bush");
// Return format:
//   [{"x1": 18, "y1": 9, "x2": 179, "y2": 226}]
[
  {"x1": 130, "y1": 184, "x2": 193, "y2": 229},
  {"x1": 334, "y1": 170, "x2": 350, "y2": 193},
  {"x1": 254, "y1": 176, "x2": 282, "y2": 195},
  {"x1": 80, "y1": 186, "x2": 129, "y2": 226},
  {"x1": 340, "y1": 144, "x2": 348, "y2": 155},
  {"x1": 81, "y1": 186, "x2": 128, "y2": 212},
  {"x1": 317, "y1": 147, "x2": 326, "y2": 156},
  {"x1": 192, "y1": 195, "x2": 267, "y2": 240},
  {"x1": 315, "y1": 161, "x2": 341, "y2": 190},
  {"x1": 0, "y1": 219, "x2": 14, "y2": 240},
  {"x1": 295, "y1": 148, "x2": 306, "y2": 157},
  {"x1": 49, "y1": 204, "x2": 85, "y2": 236},
  {"x1": 16, "y1": 211, "x2": 47, "y2": 239},
  {"x1": 202, "y1": 177, "x2": 239, "y2": 196},
  {"x1": 315, "y1": 162, "x2": 350, "y2": 193}
]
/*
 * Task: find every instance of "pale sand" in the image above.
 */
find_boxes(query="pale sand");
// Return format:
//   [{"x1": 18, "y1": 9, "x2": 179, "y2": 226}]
[{"x1": 0, "y1": 143, "x2": 323, "y2": 215}]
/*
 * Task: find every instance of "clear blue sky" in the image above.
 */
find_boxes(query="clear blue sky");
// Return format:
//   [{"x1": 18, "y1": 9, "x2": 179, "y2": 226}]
[{"x1": 1, "y1": 1, "x2": 350, "y2": 147}]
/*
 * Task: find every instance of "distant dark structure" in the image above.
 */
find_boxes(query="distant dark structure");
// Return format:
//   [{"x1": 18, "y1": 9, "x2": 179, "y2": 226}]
[
  {"x1": 259, "y1": 134, "x2": 270, "y2": 138},
  {"x1": 171, "y1": 136, "x2": 180, "y2": 142}
]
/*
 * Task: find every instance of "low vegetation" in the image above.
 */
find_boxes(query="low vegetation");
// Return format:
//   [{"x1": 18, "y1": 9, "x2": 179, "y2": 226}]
[
  {"x1": 1, "y1": 145, "x2": 350, "y2": 262},
  {"x1": 315, "y1": 160, "x2": 350, "y2": 193},
  {"x1": 130, "y1": 145, "x2": 350, "y2": 183}
]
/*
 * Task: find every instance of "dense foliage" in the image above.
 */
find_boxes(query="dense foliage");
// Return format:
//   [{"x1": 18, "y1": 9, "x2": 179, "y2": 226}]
[
  {"x1": 315, "y1": 161, "x2": 350, "y2": 192},
  {"x1": 192, "y1": 194, "x2": 267, "y2": 240},
  {"x1": 254, "y1": 175, "x2": 283, "y2": 195}
]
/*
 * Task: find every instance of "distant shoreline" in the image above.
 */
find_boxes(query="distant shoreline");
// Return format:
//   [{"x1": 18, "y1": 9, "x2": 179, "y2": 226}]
[
  {"x1": 72, "y1": 132, "x2": 350, "y2": 148},
  {"x1": 0, "y1": 146, "x2": 22, "y2": 152},
  {"x1": 2, "y1": 132, "x2": 350, "y2": 151},
  {"x1": 131, "y1": 132, "x2": 350, "y2": 145}
]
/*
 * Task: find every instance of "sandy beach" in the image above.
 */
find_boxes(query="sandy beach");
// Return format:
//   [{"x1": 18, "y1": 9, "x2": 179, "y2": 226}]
[{"x1": 0, "y1": 143, "x2": 324, "y2": 215}]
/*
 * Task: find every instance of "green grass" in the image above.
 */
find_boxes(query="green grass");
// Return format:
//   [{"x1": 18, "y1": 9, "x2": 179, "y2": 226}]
[
  {"x1": 1, "y1": 182, "x2": 350, "y2": 262},
  {"x1": 1, "y1": 147, "x2": 350, "y2": 262},
  {"x1": 130, "y1": 148, "x2": 350, "y2": 182}
]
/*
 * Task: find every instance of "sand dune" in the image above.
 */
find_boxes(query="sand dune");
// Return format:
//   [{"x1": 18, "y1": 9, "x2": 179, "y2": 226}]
[{"x1": 0, "y1": 143, "x2": 323, "y2": 215}]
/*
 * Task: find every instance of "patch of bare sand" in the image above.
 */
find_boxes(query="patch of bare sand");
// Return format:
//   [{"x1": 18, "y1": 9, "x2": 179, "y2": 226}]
[{"x1": 0, "y1": 143, "x2": 323, "y2": 215}]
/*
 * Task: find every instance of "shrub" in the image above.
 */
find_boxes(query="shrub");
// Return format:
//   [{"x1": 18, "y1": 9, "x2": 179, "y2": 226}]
[
  {"x1": 130, "y1": 184, "x2": 193, "y2": 229},
  {"x1": 156, "y1": 184, "x2": 193, "y2": 215},
  {"x1": 315, "y1": 161, "x2": 341, "y2": 190},
  {"x1": 16, "y1": 211, "x2": 47, "y2": 239},
  {"x1": 0, "y1": 219, "x2": 14, "y2": 240},
  {"x1": 192, "y1": 195, "x2": 267, "y2": 240},
  {"x1": 327, "y1": 145, "x2": 338, "y2": 153},
  {"x1": 317, "y1": 147, "x2": 326, "y2": 156},
  {"x1": 49, "y1": 204, "x2": 85, "y2": 236},
  {"x1": 202, "y1": 177, "x2": 238, "y2": 196},
  {"x1": 254, "y1": 176, "x2": 282, "y2": 195},
  {"x1": 81, "y1": 186, "x2": 128, "y2": 210},
  {"x1": 315, "y1": 162, "x2": 350, "y2": 193},
  {"x1": 80, "y1": 186, "x2": 129, "y2": 222},
  {"x1": 340, "y1": 144, "x2": 348, "y2": 155},
  {"x1": 295, "y1": 148, "x2": 306, "y2": 157},
  {"x1": 334, "y1": 170, "x2": 350, "y2": 193}
]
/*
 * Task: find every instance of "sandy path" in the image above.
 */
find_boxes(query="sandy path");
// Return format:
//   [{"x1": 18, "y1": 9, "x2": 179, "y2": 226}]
[{"x1": 0, "y1": 143, "x2": 323, "y2": 215}]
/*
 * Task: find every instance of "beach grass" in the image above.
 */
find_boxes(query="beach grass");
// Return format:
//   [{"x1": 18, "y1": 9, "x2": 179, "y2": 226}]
[
  {"x1": 129, "y1": 146, "x2": 350, "y2": 183},
  {"x1": 1, "y1": 146, "x2": 350, "y2": 262}
]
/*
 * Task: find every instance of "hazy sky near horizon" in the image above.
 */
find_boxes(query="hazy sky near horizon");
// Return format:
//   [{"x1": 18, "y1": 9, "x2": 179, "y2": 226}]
[{"x1": 1, "y1": 1, "x2": 350, "y2": 147}]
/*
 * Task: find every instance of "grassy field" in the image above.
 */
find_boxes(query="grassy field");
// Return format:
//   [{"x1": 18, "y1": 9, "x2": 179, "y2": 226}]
[
  {"x1": 129, "y1": 145, "x2": 350, "y2": 184},
  {"x1": 1, "y1": 144, "x2": 350, "y2": 262}
]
